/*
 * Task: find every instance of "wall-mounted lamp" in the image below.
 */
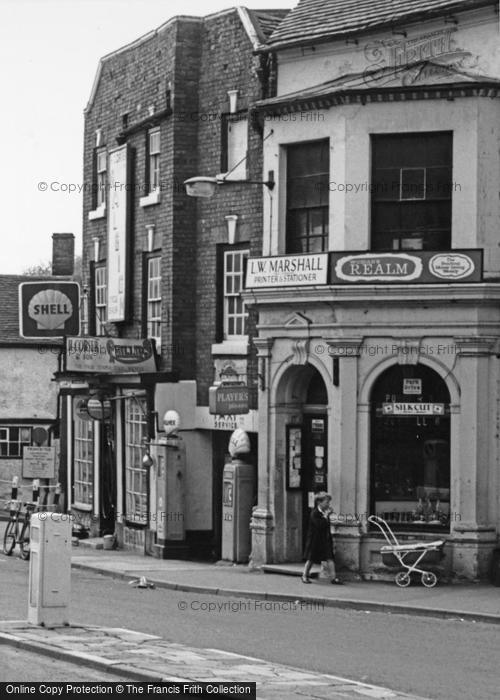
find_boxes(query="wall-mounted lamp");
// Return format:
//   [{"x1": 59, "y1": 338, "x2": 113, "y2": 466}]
[
  {"x1": 185, "y1": 171, "x2": 274, "y2": 198},
  {"x1": 225, "y1": 215, "x2": 238, "y2": 244}
]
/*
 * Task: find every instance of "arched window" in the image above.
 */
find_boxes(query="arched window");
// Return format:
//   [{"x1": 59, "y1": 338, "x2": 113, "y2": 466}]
[{"x1": 370, "y1": 364, "x2": 450, "y2": 531}]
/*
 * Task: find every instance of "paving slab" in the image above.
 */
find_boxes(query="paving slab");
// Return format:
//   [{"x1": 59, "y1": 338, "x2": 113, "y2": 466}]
[{"x1": 0, "y1": 622, "x2": 427, "y2": 700}]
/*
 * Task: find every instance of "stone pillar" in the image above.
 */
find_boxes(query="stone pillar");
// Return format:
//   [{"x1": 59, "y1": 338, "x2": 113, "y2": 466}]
[
  {"x1": 326, "y1": 338, "x2": 362, "y2": 572},
  {"x1": 451, "y1": 336, "x2": 498, "y2": 579},
  {"x1": 249, "y1": 338, "x2": 275, "y2": 567}
]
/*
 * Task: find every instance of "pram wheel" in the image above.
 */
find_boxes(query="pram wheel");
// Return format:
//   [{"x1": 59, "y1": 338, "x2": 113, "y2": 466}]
[
  {"x1": 395, "y1": 572, "x2": 411, "y2": 587},
  {"x1": 421, "y1": 572, "x2": 437, "y2": 588}
]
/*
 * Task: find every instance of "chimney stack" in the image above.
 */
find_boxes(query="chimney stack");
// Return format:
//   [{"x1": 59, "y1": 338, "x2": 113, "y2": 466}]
[{"x1": 52, "y1": 233, "x2": 75, "y2": 276}]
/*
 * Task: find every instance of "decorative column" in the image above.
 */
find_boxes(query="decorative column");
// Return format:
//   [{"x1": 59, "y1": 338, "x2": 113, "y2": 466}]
[
  {"x1": 326, "y1": 338, "x2": 363, "y2": 572},
  {"x1": 451, "y1": 336, "x2": 498, "y2": 579},
  {"x1": 249, "y1": 337, "x2": 275, "y2": 567}
]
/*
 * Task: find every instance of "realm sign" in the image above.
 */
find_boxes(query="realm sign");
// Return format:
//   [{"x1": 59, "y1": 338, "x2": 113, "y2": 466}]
[{"x1": 330, "y1": 250, "x2": 482, "y2": 284}]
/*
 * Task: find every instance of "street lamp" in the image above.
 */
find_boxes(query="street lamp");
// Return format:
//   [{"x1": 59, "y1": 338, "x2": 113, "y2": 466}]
[{"x1": 184, "y1": 172, "x2": 274, "y2": 198}]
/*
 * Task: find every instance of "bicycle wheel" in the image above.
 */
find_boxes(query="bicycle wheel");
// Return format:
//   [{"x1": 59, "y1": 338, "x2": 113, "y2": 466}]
[
  {"x1": 19, "y1": 523, "x2": 30, "y2": 560},
  {"x1": 3, "y1": 520, "x2": 16, "y2": 555}
]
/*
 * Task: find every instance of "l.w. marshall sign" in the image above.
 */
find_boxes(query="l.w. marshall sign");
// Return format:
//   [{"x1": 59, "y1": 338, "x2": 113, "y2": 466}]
[
  {"x1": 66, "y1": 337, "x2": 156, "y2": 374},
  {"x1": 331, "y1": 250, "x2": 482, "y2": 284},
  {"x1": 246, "y1": 253, "x2": 328, "y2": 288}
]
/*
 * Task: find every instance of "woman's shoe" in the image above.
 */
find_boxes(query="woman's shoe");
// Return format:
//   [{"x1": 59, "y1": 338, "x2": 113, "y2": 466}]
[
  {"x1": 301, "y1": 576, "x2": 312, "y2": 584},
  {"x1": 331, "y1": 577, "x2": 344, "y2": 585}
]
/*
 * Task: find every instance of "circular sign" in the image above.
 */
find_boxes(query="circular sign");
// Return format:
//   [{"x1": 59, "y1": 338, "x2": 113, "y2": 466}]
[
  {"x1": 86, "y1": 397, "x2": 112, "y2": 421},
  {"x1": 163, "y1": 410, "x2": 180, "y2": 435},
  {"x1": 32, "y1": 427, "x2": 48, "y2": 446}
]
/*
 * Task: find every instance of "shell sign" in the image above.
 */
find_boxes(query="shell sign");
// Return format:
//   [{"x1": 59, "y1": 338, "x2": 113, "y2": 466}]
[{"x1": 19, "y1": 282, "x2": 80, "y2": 338}]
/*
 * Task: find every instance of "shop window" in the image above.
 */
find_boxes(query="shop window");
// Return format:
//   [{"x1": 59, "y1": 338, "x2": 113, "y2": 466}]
[
  {"x1": 371, "y1": 132, "x2": 452, "y2": 251},
  {"x1": 370, "y1": 364, "x2": 451, "y2": 531},
  {"x1": 0, "y1": 426, "x2": 31, "y2": 457},
  {"x1": 147, "y1": 128, "x2": 161, "y2": 193},
  {"x1": 221, "y1": 115, "x2": 248, "y2": 179},
  {"x1": 146, "y1": 256, "x2": 162, "y2": 351},
  {"x1": 74, "y1": 414, "x2": 93, "y2": 506},
  {"x1": 125, "y1": 398, "x2": 148, "y2": 522},
  {"x1": 95, "y1": 266, "x2": 107, "y2": 335},
  {"x1": 223, "y1": 248, "x2": 249, "y2": 338},
  {"x1": 286, "y1": 140, "x2": 329, "y2": 253}
]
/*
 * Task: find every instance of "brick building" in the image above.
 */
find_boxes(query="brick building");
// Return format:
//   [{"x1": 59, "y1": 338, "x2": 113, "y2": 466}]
[{"x1": 59, "y1": 8, "x2": 288, "y2": 558}]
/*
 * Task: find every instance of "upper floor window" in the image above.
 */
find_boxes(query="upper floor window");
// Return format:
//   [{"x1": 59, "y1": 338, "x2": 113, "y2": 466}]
[
  {"x1": 223, "y1": 248, "x2": 248, "y2": 338},
  {"x1": 371, "y1": 132, "x2": 452, "y2": 251},
  {"x1": 0, "y1": 426, "x2": 31, "y2": 458},
  {"x1": 146, "y1": 256, "x2": 162, "y2": 351},
  {"x1": 222, "y1": 116, "x2": 248, "y2": 179},
  {"x1": 148, "y1": 128, "x2": 161, "y2": 193},
  {"x1": 95, "y1": 265, "x2": 107, "y2": 336},
  {"x1": 96, "y1": 150, "x2": 107, "y2": 208},
  {"x1": 286, "y1": 140, "x2": 329, "y2": 253}
]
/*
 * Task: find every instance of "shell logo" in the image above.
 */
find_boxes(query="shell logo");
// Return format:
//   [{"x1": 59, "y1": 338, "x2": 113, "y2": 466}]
[{"x1": 28, "y1": 289, "x2": 73, "y2": 330}]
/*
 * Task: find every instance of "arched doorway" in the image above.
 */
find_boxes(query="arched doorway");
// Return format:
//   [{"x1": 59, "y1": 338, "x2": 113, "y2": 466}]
[{"x1": 370, "y1": 363, "x2": 450, "y2": 531}]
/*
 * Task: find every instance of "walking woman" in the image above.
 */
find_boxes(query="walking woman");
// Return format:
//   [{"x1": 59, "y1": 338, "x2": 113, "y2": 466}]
[{"x1": 302, "y1": 492, "x2": 343, "y2": 584}]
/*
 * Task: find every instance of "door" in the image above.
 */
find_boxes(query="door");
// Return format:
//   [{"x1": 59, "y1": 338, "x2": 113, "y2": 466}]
[{"x1": 302, "y1": 414, "x2": 328, "y2": 549}]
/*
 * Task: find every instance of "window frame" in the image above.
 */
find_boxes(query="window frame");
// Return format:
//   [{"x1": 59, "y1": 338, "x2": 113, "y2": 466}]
[
  {"x1": 73, "y1": 412, "x2": 94, "y2": 507},
  {"x1": 147, "y1": 128, "x2": 161, "y2": 194},
  {"x1": 222, "y1": 247, "x2": 249, "y2": 340},
  {"x1": 94, "y1": 265, "x2": 107, "y2": 336},
  {"x1": 146, "y1": 256, "x2": 162, "y2": 352},
  {"x1": 124, "y1": 397, "x2": 148, "y2": 525},
  {"x1": 285, "y1": 139, "x2": 330, "y2": 254},
  {"x1": 370, "y1": 131, "x2": 453, "y2": 251},
  {"x1": 0, "y1": 426, "x2": 32, "y2": 458}
]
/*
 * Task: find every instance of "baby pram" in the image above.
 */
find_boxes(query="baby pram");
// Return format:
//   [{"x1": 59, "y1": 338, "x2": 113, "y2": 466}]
[{"x1": 368, "y1": 515, "x2": 445, "y2": 587}]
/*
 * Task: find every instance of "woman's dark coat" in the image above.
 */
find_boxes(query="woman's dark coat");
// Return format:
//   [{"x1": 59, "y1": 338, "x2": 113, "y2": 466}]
[{"x1": 303, "y1": 507, "x2": 334, "y2": 563}]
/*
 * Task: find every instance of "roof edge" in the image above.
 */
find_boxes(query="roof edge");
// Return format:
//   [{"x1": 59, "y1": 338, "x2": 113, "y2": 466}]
[{"x1": 259, "y1": 0, "x2": 495, "y2": 54}]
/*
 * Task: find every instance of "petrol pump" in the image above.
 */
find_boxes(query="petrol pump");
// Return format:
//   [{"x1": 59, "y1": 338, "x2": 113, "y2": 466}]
[
  {"x1": 147, "y1": 410, "x2": 187, "y2": 559},
  {"x1": 221, "y1": 429, "x2": 256, "y2": 563}
]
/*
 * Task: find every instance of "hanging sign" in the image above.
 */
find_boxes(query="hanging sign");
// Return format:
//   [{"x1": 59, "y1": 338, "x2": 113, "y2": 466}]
[
  {"x1": 403, "y1": 378, "x2": 422, "y2": 395},
  {"x1": 209, "y1": 385, "x2": 249, "y2": 415},
  {"x1": 107, "y1": 144, "x2": 130, "y2": 322},
  {"x1": 382, "y1": 403, "x2": 445, "y2": 416}
]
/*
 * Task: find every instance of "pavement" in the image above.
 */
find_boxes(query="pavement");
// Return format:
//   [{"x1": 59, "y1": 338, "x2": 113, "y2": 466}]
[{"x1": 1, "y1": 539, "x2": 499, "y2": 699}]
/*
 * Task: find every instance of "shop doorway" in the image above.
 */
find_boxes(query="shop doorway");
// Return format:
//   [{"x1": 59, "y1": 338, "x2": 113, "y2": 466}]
[
  {"x1": 370, "y1": 364, "x2": 450, "y2": 531},
  {"x1": 301, "y1": 369, "x2": 328, "y2": 548}
]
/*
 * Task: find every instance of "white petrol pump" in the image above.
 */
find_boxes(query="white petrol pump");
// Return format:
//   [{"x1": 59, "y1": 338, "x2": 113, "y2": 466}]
[
  {"x1": 148, "y1": 410, "x2": 187, "y2": 558},
  {"x1": 221, "y1": 429, "x2": 256, "y2": 563}
]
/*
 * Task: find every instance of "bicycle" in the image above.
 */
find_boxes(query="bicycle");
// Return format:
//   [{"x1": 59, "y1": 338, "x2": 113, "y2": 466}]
[{"x1": 3, "y1": 500, "x2": 38, "y2": 560}]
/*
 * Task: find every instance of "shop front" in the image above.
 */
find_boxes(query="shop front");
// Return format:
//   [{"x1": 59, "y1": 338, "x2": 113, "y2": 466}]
[{"x1": 247, "y1": 253, "x2": 500, "y2": 581}]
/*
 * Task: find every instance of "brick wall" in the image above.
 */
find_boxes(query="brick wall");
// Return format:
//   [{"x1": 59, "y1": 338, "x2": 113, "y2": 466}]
[
  {"x1": 82, "y1": 10, "x2": 273, "y2": 396},
  {"x1": 193, "y1": 11, "x2": 266, "y2": 404}
]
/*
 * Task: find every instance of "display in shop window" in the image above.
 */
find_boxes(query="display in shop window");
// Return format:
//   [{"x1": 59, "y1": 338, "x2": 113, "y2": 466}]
[{"x1": 286, "y1": 425, "x2": 302, "y2": 489}]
